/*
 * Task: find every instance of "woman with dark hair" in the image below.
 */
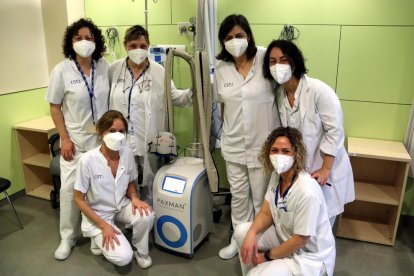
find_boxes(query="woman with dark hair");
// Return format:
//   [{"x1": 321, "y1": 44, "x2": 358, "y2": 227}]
[
  {"x1": 45, "y1": 18, "x2": 110, "y2": 260},
  {"x1": 235, "y1": 127, "x2": 336, "y2": 276},
  {"x1": 262, "y1": 39, "x2": 354, "y2": 226},
  {"x1": 214, "y1": 14, "x2": 281, "y2": 260},
  {"x1": 74, "y1": 110, "x2": 154, "y2": 268},
  {"x1": 109, "y1": 25, "x2": 192, "y2": 206}
]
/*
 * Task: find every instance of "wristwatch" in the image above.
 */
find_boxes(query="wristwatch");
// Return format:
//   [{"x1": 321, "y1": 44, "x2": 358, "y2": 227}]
[{"x1": 264, "y1": 250, "x2": 273, "y2": 261}]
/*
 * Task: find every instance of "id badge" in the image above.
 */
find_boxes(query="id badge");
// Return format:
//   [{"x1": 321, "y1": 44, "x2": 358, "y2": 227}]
[
  {"x1": 87, "y1": 124, "x2": 97, "y2": 134},
  {"x1": 128, "y1": 123, "x2": 134, "y2": 135}
]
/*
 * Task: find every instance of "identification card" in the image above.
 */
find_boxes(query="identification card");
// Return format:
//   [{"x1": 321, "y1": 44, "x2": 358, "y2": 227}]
[
  {"x1": 87, "y1": 124, "x2": 97, "y2": 134},
  {"x1": 128, "y1": 124, "x2": 134, "y2": 135}
]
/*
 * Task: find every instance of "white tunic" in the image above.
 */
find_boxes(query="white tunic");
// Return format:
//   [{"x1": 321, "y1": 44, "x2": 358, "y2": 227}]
[
  {"x1": 265, "y1": 171, "x2": 336, "y2": 276},
  {"x1": 74, "y1": 146, "x2": 138, "y2": 237},
  {"x1": 276, "y1": 76, "x2": 355, "y2": 218},
  {"x1": 45, "y1": 58, "x2": 110, "y2": 152},
  {"x1": 214, "y1": 48, "x2": 281, "y2": 168},
  {"x1": 109, "y1": 58, "x2": 192, "y2": 156},
  {"x1": 109, "y1": 58, "x2": 192, "y2": 188}
]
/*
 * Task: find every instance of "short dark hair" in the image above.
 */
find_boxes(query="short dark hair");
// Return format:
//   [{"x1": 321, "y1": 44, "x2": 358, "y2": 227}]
[
  {"x1": 96, "y1": 110, "x2": 128, "y2": 139},
  {"x1": 263, "y1": 39, "x2": 308, "y2": 80},
  {"x1": 216, "y1": 14, "x2": 257, "y2": 62},
  {"x1": 124, "y1": 25, "x2": 150, "y2": 45},
  {"x1": 259, "y1": 127, "x2": 307, "y2": 175},
  {"x1": 62, "y1": 18, "x2": 106, "y2": 61}
]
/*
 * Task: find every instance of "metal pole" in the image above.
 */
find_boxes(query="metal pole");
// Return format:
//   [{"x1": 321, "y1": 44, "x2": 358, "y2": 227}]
[{"x1": 145, "y1": 0, "x2": 148, "y2": 30}]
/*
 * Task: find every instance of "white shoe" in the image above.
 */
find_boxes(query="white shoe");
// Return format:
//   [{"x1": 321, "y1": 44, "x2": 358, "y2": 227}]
[
  {"x1": 219, "y1": 238, "x2": 238, "y2": 260},
  {"x1": 134, "y1": 251, "x2": 152, "y2": 269},
  {"x1": 90, "y1": 239, "x2": 102, "y2": 256},
  {"x1": 54, "y1": 239, "x2": 76, "y2": 260}
]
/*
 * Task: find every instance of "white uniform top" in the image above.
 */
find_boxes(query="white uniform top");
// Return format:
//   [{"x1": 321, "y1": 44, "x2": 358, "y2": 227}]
[
  {"x1": 45, "y1": 58, "x2": 110, "y2": 152},
  {"x1": 276, "y1": 76, "x2": 355, "y2": 218},
  {"x1": 265, "y1": 171, "x2": 336, "y2": 276},
  {"x1": 214, "y1": 48, "x2": 281, "y2": 168},
  {"x1": 109, "y1": 58, "x2": 192, "y2": 157},
  {"x1": 74, "y1": 146, "x2": 138, "y2": 237}
]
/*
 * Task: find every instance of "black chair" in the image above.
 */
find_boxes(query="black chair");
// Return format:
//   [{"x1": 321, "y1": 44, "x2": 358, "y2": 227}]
[
  {"x1": 0, "y1": 177, "x2": 24, "y2": 229},
  {"x1": 48, "y1": 133, "x2": 61, "y2": 209}
]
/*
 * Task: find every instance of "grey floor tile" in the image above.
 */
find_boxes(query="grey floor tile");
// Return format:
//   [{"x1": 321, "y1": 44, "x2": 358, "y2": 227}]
[{"x1": 1, "y1": 195, "x2": 414, "y2": 275}]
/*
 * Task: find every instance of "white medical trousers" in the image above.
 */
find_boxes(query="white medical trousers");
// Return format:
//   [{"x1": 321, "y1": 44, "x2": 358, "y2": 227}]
[
  {"x1": 234, "y1": 222, "x2": 293, "y2": 276},
  {"x1": 225, "y1": 161, "x2": 269, "y2": 230},
  {"x1": 59, "y1": 151, "x2": 84, "y2": 241},
  {"x1": 90, "y1": 202, "x2": 155, "y2": 266}
]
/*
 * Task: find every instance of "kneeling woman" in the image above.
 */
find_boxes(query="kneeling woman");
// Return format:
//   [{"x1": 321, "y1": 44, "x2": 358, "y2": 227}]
[
  {"x1": 74, "y1": 110, "x2": 154, "y2": 268},
  {"x1": 235, "y1": 127, "x2": 335, "y2": 276}
]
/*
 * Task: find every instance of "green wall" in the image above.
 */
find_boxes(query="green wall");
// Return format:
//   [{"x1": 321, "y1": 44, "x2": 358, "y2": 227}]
[
  {"x1": 2, "y1": 0, "x2": 414, "y2": 215},
  {"x1": 0, "y1": 88, "x2": 50, "y2": 199},
  {"x1": 218, "y1": 0, "x2": 414, "y2": 215}
]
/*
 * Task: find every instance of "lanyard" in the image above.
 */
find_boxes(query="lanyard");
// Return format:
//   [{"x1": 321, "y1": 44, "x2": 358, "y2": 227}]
[
  {"x1": 74, "y1": 60, "x2": 96, "y2": 124},
  {"x1": 125, "y1": 60, "x2": 149, "y2": 120},
  {"x1": 275, "y1": 174, "x2": 297, "y2": 212}
]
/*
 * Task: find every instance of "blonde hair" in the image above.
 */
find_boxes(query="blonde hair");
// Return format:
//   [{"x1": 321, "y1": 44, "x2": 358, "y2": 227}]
[{"x1": 259, "y1": 127, "x2": 307, "y2": 175}]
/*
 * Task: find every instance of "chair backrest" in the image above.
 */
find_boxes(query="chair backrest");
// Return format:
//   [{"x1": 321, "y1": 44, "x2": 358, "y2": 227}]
[
  {"x1": 48, "y1": 133, "x2": 61, "y2": 157},
  {"x1": 48, "y1": 133, "x2": 61, "y2": 175},
  {"x1": 0, "y1": 177, "x2": 11, "y2": 193}
]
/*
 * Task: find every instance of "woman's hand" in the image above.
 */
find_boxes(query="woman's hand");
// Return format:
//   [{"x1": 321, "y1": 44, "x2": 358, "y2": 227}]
[
  {"x1": 310, "y1": 167, "x2": 331, "y2": 186},
  {"x1": 61, "y1": 136, "x2": 75, "y2": 161},
  {"x1": 131, "y1": 198, "x2": 152, "y2": 217},
  {"x1": 101, "y1": 223, "x2": 121, "y2": 251},
  {"x1": 241, "y1": 230, "x2": 258, "y2": 266},
  {"x1": 252, "y1": 252, "x2": 267, "y2": 266}
]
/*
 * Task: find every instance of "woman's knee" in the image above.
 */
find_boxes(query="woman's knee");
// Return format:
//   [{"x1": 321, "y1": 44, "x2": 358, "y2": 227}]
[
  {"x1": 234, "y1": 222, "x2": 253, "y2": 248},
  {"x1": 110, "y1": 249, "x2": 133, "y2": 266},
  {"x1": 131, "y1": 211, "x2": 155, "y2": 227}
]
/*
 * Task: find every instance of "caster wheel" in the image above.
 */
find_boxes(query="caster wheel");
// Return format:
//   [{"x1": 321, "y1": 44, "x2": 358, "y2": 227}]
[
  {"x1": 50, "y1": 191, "x2": 60, "y2": 209},
  {"x1": 213, "y1": 206, "x2": 222, "y2": 223}
]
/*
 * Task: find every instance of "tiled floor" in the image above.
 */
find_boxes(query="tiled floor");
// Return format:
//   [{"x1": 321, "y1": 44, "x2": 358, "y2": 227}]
[{"x1": 1, "y1": 195, "x2": 413, "y2": 275}]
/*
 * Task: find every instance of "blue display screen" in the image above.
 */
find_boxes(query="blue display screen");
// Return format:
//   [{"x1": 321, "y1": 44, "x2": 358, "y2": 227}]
[{"x1": 162, "y1": 176, "x2": 186, "y2": 194}]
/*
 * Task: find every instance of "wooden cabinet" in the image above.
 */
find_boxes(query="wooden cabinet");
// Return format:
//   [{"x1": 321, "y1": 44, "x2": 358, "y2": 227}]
[
  {"x1": 336, "y1": 137, "x2": 411, "y2": 246},
  {"x1": 14, "y1": 116, "x2": 57, "y2": 200}
]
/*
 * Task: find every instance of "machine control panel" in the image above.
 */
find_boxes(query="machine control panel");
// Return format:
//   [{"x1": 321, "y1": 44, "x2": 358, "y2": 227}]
[{"x1": 162, "y1": 175, "x2": 187, "y2": 195}]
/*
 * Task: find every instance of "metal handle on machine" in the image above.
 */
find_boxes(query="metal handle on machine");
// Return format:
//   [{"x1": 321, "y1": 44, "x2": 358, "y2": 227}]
[{"x1": 163, "y1": 48, "x2": 218, "y2": 192}]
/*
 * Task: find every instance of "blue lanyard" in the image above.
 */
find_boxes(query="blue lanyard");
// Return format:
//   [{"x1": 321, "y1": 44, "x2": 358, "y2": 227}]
[
  {"x1": 275, "y1": 174, "x2": 297, "y2": 212},
  {"x1": 125, "y1": 60, "x2": 149, "y2": 120},
  {"x1": 74, "y1": 60, "x2": 96, "y2": 124}
]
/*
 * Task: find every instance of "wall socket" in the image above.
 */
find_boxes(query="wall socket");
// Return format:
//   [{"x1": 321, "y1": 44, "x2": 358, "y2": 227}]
[{"x1": 177, "y1": 22, "x2": 192, "y2": 36}]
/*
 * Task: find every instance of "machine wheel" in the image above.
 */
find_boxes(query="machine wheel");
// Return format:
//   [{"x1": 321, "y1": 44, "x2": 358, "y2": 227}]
[
  {"x1": 213, "y1": 205, "x2": 222, "y2": 223},
  {"x1": 50, "y1": 190, "x2": 59, "y2": 209},
  {"x1": 225, "y1": 194, "x2": 232, "y2": 205}
]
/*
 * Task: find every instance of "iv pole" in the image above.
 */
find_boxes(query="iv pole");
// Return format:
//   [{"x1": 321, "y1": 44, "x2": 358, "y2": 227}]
[{"x1": 145, "y1": 0, "x2": 148, "y2": 30}]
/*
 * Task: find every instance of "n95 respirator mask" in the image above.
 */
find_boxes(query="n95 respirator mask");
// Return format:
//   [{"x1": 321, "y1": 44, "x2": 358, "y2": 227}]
[
  {"x1": 73, "y1": 40, "x2": 96, "y2": 58},
  {"x1": 103, "y1": 132, "x2": 125, "y2": 151},
  {"x1": 269, "y1": 154, "x2": 294, "y2": 174}
]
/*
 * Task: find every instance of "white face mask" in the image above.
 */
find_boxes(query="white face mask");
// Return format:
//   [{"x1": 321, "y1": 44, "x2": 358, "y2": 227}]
[
  {"x1": 270, "y1": 63, "x2": 292, "y2": 84},
  {"x1": 224, "y1": 38, "x2": 248, "y2": 58},
  {"x1": 128, "y1": 48, "x2": 148, "y2": 65},
  {"x1": 269, "y1": 154, "x2": 294, "y2": 174},
  {"x1": 103, "y1": 132, "x2": 125, "y2": 151},
  {"x1": 73, "y1": 40, "x2": 96, "y2": 58}
]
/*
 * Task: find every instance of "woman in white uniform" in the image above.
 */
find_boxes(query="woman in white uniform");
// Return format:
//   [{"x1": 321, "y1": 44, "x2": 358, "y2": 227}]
[
  {"x1": 235, "y1": 127, "x2": 336, "y2": 276},
  {"x1": 45, "y1": 18, "x2": 109, "y2": 260},
  {"x1": 109, "y1": 25, "x2": 192, "y2": 206},
  {"x1": 74, "y1": 110, "x2": 154, "y2": 268},
  {"x1": 262, "y1": 39, "x2": 355, "y2": 226},
  {"x1": 214, "y1": 14, "x2": 281, "y2": 259}
]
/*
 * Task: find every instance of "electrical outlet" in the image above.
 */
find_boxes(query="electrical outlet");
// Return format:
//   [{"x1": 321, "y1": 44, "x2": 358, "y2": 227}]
[{"x1": 177, "y1": 22, "x2": 192, "y2": 36}]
